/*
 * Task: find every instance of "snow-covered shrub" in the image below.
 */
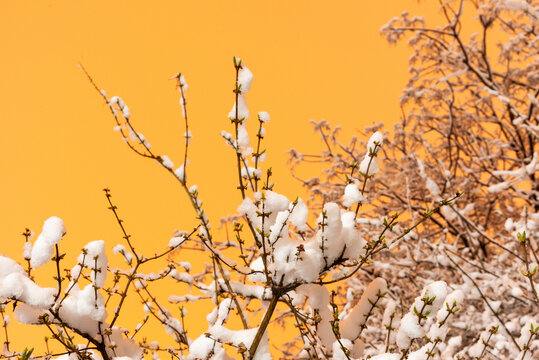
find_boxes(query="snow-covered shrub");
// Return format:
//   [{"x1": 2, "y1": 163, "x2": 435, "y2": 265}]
[{"x1": 0, "y1": 55, "x2": 467, "y2": 360}]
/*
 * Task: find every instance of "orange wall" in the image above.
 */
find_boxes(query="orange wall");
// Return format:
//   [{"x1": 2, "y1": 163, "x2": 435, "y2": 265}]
[{"x1": 0, "y1": 0, "x2": 440, "y2": 354}]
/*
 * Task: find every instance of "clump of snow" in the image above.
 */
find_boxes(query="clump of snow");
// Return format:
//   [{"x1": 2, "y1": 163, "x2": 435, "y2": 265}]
[
  {"x1": 501, "y1": 0, "x2": 530, "y2": 11},
  {"x1": 360, "y1": 155, "x2": 380, "y2": 176},
  {"x1": 359, "y1": 131, "x2": 383, "y2": 176},
  {"x1": 396, "y1": 313, "x2": 424, "y2": 349},
  {"x1": 0, "y1": 256, "x2": 25, "y2": 278},
  {"x1": 517, "y1": 317, "x2": 538, "y2": 350},
  {"x1": 0, "y1": 253, "x2": 57, "y2": 309},
  {"x1": 228, "y1": 95, "x2": 249, "y2": 120},
  {"x1": 113, "y1": 244, "x2": 133, "y2": 265},
  {"x1": 60, "y1": 284, "x2": 107, "y2": 334},
  {"x1": 160, "y1": 155, "x2": 174, "y2": 170},
  {"x1": 341, "y1": 278, "x2": 387, "y2": 340},
  {"x1": 13, "y1": 303, "x2": 46, "y2": 324},
  {"x1": 382, "y1": 300, "x2": 400, "y2": 345},
  {"x1": 289, "y1": 198, "x2": 308, "y2": 231},
  {"x1": 73, "y1": 240, "x2": 108, "y2": 288},
  {"x1": 187, "y1": 335, "x2": 216, "y2": 360},
  {"x1": 175, "y1": 162, "x2": 187, "y2": 183},
  {"x1": 0, "y1": 273, "x2": 56, "y2": 308},
  {"x1": 367, "y1": 131, "x2": 384, "y2": 153},
  {"x1": 258, "y1": 111, "x2": 270, "y2": 123},
  {"x1": 178, "y1": 74, "x2": 189, "y2": 91},
  {"x1": 341, "y1": 211, "x2": 366, "y2": 259},
  {"x1": 168, "y1": 233, "x2": 186, "y2": 248},
  {"x1": 343, "y1": 182, "x2": 364, "y2": 207},
  {"x1": 300, "y1": 285, "x2": 335, "y2": 349},
  {"x1": 396, "y1": 281, "x2": 448, "y2": 350},
  {"x1": 110, "y1": 96, "x2": 130, "y2": 120},
  {"x1": 316, "y1": 202, "x2": 344, "y2": 265},
  {"x1": 241, "y1": 166, "x2": 262, "y2": 180},
  {"x1": 31, "y1": 216, "x2": 66, "y2": 268},
  {"x1": 436, "y1": 290, "x2": 464, "y2": 324},
  {"x1": 333, "y1": 339, "x2": 353, "y2": 360},
  {"x1": 407, "y1": 344, "x2": 432, "y2": 360},
  {"x1": 238, "y1": 64, "x2": 253, "y2": 94},
  {"x1": 23, "y1": 241, "x2": 32, "y2": 260}
]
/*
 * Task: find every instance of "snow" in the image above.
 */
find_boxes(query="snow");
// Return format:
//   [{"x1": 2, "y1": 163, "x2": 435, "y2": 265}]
[
  {"x1": 382, "y1": 300, "x2": 399, "y2": 345},
  {"x1": 518, "y1": 318, "x2": 538, "y2": 349},
  {"x1": 42, "y1": 216, "x2": 66, "y2": 244},
  {"x1": 359, "y1": 131, "x2": 383, "y2": 176},
  {"x1": 488, "y1": 181, "x2": 510, "y2": 193},
  {"x1": 343, "y1": 183, "x2": 364, "y2": 207},
  {"x1": 415, "y1": 281, "x2": 448, "y2": 312},
  {"x1": 367, "y1": 131, "x2": 384, "y2": 153},
  {"x1": 254, "y1": 150, "x2": 266, "y2": 163},
  {"x1": 359, "y1": 155, "x2": 380, "y2": 176},
  {"x1": 175, "y1": 163, "x2": 187, "y2": 183},
  {"x1": 110, "y1": 96, "x2": 130, "y2": 120},
  {"x1": 110, "y1": 96, "x2": 125, "y2": 108},
  {"x1": 258, "y1": 111, "x2": 270, "y2": 123},
  {"x1": 341, "y1": 278, "x2": 387, "y2": 340},
  {"x1": 396, "y1": 281, "x2": 448, "y2": 349},
  {"x1": 408, "y1": 344, "x2": 431, "y2": 360},
  {"x1": 61, "y1": 284, "x2": 107, "y2": 329},
  {"x1": 13, "y1": 303, "x2": 45, "y2": 324},
  {"x1": 0, "y1": 256, "x2": 25, "y2": 278},
  {"x1": 228, "y1": 95, "x2": 249, "y2": 120},
  {"x1": 441, "y1": 336, "x2": 462, "y2": 359},
  {"x1": 168, "y1": 234, "x2": 186, "y2": 248},
  {"x1": 301, "y1": 285, "x2": 335, "y2": 349},
  {"x1": 264, "y1": 191, "x2": 290, "y2": 214},
  {"x1": 30, "y1": 216, "x2": 66, "y2": 268},
  {"x1": 76, "y1": 240, "x2": 108, "y2": 288},
  {"x1": 341, "y1": 211, "x2": 366, "y2": 260},
  {"x1": 317, "y1": 202, "x2": 344, "y2": 264},
  {"x1": 289, "y1": 198, "x2": 308, "y2": 231},
  {"x1": 237, "y1": 125, "x2": 249, "y2": 147},
  {"x1": 525, "y1": 152, "x2": 538, "y2": 175},
  {"x1": 113, "y1": 244, "x2": 126, "y2": 254},
  {"x1": 108, "y1": 327, "x2": 143, "y2": 359},
  {"x1": 169, "y1": 269, "x2": 193, "y2": 285},
  {"x1": 332, "y1": 339, "x2": 353, "y2": 360},
  {"x1": 242, "y1": 166, "x2": 262, "y2": 180},
  {"x1": 0, "y1": 273, "x2": 56, "y2": 308},
  {"x1": 113, "y1": 244, "x2": 133, "y2": 265},
  {"x1": 179, "y1": 74, "x2": 189, "y2": 91},
  {"x1": 437, "y1": 290, "x2": 464, "y2": 323},
  {"x1": 160, "y1": 155, "x2": 174, "y2": 170},
  {"x1": 501, "y1": 0, "x2": 529, "y2": 11},
  {"x1": 369, "y1": 354, "x2": 400, "y2": 360},
  {"x1": 238, "y1": 65, "x2": 253, "y2": 94},
  {"x1": 188, "y1": 335, "x2": 216, "y2": 360},
  {"x1": 396, "y1": 313, "x2": 424, "y2": 349}
]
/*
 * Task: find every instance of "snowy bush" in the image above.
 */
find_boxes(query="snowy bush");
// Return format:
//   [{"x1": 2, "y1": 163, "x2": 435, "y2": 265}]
[{"x1": 0, "y1": 1, "x2": 538, "y2": 360}]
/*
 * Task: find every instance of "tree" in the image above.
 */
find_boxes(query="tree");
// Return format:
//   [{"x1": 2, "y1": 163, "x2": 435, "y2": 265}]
[
  {"x1": 289, "y1": 0, "x2": 538, "y2": 358},
  {"x1": 0, "y1": 1, "x2": 537, "y2": 360}
]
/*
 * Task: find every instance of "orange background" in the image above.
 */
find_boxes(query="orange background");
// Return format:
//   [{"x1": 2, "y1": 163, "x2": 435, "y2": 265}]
[{"x1": 0, "y1": 0, "x2": 441, "y2": 354}]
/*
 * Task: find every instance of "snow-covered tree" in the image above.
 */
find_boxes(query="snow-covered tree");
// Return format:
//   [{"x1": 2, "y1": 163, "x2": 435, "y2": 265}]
[{"x1": 289, "y1": 0, "x2": 538, "y2": 358}]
